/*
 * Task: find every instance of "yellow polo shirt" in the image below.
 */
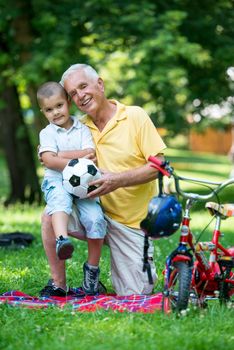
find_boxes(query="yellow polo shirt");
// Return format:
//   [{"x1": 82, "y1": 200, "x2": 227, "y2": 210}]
[{"x1": 82, "y1": 100, "x2": 166, "y2": 228}]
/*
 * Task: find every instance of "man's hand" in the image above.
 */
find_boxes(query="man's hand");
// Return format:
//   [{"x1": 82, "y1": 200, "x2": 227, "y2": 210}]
[
  {"x1": 87, "y1": 154, "x2": 165, "y2": 198},
  {"x1": 87, "y1": 170, "x2": 120, "y2": 198}
]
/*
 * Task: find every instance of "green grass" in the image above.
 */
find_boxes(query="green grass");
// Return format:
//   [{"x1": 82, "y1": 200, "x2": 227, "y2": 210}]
[
  {"x1": 0, "y1": 305, "x2": 233, "y2": 350},
  {"x1": 0, "y1": 148, "x2": 234, "y2": 350}
]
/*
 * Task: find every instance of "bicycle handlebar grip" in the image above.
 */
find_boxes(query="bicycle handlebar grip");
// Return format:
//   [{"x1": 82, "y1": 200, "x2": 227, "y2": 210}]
[
  {"x1": 148, "y1": 155, "x2": 164, "y2": 166},
  {"x1": 148, "y1": 155, "x2": 171, "y2": 177}
]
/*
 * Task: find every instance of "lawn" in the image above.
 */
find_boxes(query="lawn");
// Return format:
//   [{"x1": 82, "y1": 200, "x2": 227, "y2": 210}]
[{"x1": 0, "y1": 149, "x2": 234, "y2": 350}]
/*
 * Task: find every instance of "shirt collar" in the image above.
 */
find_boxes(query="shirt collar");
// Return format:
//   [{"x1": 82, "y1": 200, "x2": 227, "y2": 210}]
[
  {"x1": 50, "y1": 116, "x2": 82, "y2": 132},
  {"x1": 82, "y1": 100, "x2": 127, "y2": 129}
]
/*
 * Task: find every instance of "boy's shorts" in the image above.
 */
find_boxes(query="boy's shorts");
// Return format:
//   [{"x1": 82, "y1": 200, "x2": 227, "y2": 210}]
[
  {"x1": 68, "y1": 207, "x2": 157, "y2": 296},
  {"x1": 42, "y1": 177, "x2": 106, "y2": 239}
]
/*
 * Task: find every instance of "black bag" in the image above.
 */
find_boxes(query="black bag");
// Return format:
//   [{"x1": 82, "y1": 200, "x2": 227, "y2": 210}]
[{"x1": 0, "y1": 232, "x2": 35, "y2": 248}]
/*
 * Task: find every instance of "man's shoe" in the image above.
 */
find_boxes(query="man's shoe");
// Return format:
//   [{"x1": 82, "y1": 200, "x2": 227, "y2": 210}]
[
  {"x1": 82, "y1": 262, "x2": 100, "y2": 295},
  {"x1": 56, "y1": 236, "x2": 74, "y2": 260},
  {"x1": 39, "y1": 279, "x2": 85, "y2": 298}
]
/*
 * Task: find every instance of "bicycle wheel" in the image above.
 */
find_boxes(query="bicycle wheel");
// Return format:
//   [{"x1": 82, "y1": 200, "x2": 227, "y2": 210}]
[
  {"x1": 162, "y1": 261, "x2": 192, "y2": 313},
  {"x1": 218, "y1": 255, "x2": 234, "y2": 304},
  {"x1": 219, "y1": 269, "x2": 234, "y2": 304}
]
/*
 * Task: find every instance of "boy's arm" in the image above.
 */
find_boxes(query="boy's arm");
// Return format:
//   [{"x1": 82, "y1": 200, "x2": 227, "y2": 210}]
[
  {"x1": 58, "y1": 148, "x2": 96, "y2": 163},
  {"x1": 41, "y1": 148, "x2": 96, "y2": 171},
  {"x1": 41, "y1": 151, "x2": 70, "y2": 171}
]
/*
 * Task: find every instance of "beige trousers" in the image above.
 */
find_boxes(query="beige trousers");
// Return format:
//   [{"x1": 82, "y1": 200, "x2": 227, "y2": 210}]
[{"x1": 68, "y1": 209, "x2": 157, "y2": 296}]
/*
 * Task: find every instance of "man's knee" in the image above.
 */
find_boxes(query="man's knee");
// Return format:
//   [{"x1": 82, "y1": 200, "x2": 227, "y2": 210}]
[{"x1": 111, "y1": 260, "x2": 157, "y2": 296}]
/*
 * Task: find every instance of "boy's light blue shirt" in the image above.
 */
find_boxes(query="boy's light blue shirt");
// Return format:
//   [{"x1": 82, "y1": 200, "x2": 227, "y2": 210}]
[{"x1": 39, "y1": 116, "x2": 94, "y2": 179}]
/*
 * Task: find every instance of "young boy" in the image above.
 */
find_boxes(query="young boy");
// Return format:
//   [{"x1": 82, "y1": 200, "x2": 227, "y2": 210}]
[{"x1": 37, "y1": 81, "x2": 107, "y2": 295}]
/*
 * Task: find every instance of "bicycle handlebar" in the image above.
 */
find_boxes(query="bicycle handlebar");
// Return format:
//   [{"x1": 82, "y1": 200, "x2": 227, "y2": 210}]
[{"x1": 149, "y1": 155, "x2": 234, "y2": 201}]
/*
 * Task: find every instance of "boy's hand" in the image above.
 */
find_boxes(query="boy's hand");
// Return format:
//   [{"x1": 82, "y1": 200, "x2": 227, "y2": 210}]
[{"x1": 84, "y1": 152, "x2": 97, "y2": 165}]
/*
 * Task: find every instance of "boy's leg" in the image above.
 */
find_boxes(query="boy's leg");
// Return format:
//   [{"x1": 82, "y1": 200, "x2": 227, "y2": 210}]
[
  {"x1": 87, "y1": 238, "x2": 104, "y2": 266},
  {"x1": 81, "y1": 238, "x2": 104, "y2": 295},
  {"x1": 104, "y1": 215, "x2": 157, "y2": 296},
  {"x1": 41, "y1": 211, "x2": 66, "y2": 290},
  {"x1": 52, "y1": 211, "x2": 69, "y2": 238},
  {"x1": 52, "y1": 211, "x2": 74, "y2": 260},
  {"x1": 76, "y1": 198, "x2": 107, "y2": 295},
  {"x1": 40, "y1": 210, "x2": 86, "y2": 297},
  {"x1": 43, "y1": 178, "x2": 74, "y2": 260},
  {"x1": 40, "y1": 203, "x2": 106, "y2": 296}
]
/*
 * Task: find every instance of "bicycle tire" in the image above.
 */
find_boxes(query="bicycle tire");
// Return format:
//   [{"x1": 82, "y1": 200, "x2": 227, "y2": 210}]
[
  {"x1": 162, "y1": 261, "x2": 192, "y2": 313},
  {"x1": 219, "y1": 269, "x2": 234, "y2": 304},
  {"x1": 218, "y1": 255, "x2": 234, "y2": 304},
  {"x1": 219, "y1": 281, "x2": 230, "y2": 304}
]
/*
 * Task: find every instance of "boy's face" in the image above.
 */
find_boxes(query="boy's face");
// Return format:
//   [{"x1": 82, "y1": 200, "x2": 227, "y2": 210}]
[{"x1": 40, "y1": 93, "x2": 72, "y2": 129}]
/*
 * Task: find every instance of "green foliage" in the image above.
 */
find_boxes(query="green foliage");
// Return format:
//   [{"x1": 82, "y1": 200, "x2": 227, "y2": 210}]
[
  {"x1": 191, "y1": 115, "x2": 232, "y2": 132},
  {"x1": 0, "y1": 0, "x2": 233, "y2": 135}
]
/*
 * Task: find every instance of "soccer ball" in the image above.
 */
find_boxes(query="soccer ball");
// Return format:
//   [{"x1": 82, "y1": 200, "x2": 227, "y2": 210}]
[{"x1": 62, "y1": 158, "x2": 101, "y2": 199}]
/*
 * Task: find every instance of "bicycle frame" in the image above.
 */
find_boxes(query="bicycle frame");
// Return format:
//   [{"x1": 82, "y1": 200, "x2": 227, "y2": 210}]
[
  {"x1": 148, "y1": 156, "x2": 234, "y2": 312},
  {"x1": 192, "y1": 209, "x2": 234, "y2": 302}
]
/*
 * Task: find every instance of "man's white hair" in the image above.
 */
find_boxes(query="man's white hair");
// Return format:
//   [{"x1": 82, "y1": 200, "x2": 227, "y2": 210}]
[{"x1": 60, "y1": 64, "x2": 99, "y2": 86}]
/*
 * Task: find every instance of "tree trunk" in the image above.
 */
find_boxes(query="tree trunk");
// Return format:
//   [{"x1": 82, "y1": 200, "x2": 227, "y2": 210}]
[
  {"x1": 0, "y1": 0, "x2": 42, "y2": 205},
  {"x1": 0, "y1": 85, "x2": 41, "y2": 205}
]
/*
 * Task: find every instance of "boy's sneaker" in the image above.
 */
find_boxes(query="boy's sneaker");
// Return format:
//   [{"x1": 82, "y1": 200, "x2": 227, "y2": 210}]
[
  {"x1": 97, "y1": 281, "x2": 107, "y2": 294},
  {"x1": 82, "y1": 262, "x2": 100, "y2": 295},
  {"x1": 73, "y1": 281, "x2": 107, "y2": 295},
  {"x1": 39, "y1": 279, "x2": 85, "y2": 298},
  {"x1": 56, "y1": 235, "x2": 74, "y2": 260}
]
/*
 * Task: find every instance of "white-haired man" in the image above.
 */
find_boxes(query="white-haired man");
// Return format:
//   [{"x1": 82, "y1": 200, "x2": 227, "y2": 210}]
[{"x1": 40, "y1": 63, "x2": 166, "y2": 297}]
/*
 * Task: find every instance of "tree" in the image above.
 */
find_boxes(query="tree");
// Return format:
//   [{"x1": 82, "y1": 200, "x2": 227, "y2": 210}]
[
  {"x1": 0, "y1": 0, "x2": 233, "y2": 203},
  {"x1": 0, "y1": 84, "x2": 41, "y2": 204},
  {"x1": 85, "y1": 0, "x2": 234, "y2": 134},
  {"x1": 0, "y1": 1, "x2": 41, "y2": 204}
]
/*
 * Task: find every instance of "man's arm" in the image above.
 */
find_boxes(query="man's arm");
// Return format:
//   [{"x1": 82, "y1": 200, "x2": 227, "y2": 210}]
[{"x1": 87, "y1": 154, "x2": 164, "y2": 198}]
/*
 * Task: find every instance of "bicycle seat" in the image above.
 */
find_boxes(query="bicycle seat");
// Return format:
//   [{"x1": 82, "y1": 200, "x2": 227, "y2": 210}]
[{"x1": 205, "y1": 202, "x2": 234, "y2": 218}]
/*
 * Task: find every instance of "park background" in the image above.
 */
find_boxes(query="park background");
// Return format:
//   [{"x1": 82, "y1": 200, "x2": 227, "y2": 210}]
[{"x1": 0, "y1": 1, "x2": 234, "y2": 350}]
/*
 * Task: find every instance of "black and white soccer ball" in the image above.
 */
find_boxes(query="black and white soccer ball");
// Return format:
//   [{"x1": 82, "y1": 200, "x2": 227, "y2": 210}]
[{"x1": 62, "y1": 158, "x2": 101, "y2": 199}]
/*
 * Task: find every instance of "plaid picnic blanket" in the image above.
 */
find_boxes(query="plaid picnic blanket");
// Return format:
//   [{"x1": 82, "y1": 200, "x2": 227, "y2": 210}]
[{"x1": 0, "y1": 290, "x2": 163, "y2": 313}]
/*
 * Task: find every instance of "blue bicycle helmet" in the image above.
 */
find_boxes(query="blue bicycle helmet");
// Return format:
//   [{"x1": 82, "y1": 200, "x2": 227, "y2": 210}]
[{"x1": 140, "y1": 195, "x2": 182, "y2": 239}]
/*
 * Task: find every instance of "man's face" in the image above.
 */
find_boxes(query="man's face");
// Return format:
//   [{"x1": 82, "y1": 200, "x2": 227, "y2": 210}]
[{"x1": 64, "y1": 69, "x2": 104, "y2": 117}]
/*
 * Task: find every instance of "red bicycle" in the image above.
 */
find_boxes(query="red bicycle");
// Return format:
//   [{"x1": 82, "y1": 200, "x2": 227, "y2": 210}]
[{"x1": 148, "y1": 156, "x2": 234, "y2": 313}]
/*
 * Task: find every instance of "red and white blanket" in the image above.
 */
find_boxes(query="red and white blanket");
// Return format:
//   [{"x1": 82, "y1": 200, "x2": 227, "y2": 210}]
[{"x1": 0, "y1": 290, "x2": 163, "y2": 313}]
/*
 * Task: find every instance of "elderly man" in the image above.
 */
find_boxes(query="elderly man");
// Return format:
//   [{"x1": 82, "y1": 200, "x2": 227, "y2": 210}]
[{"x1": 40, "y1": 63, "x2": 166, "y2": 297}]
